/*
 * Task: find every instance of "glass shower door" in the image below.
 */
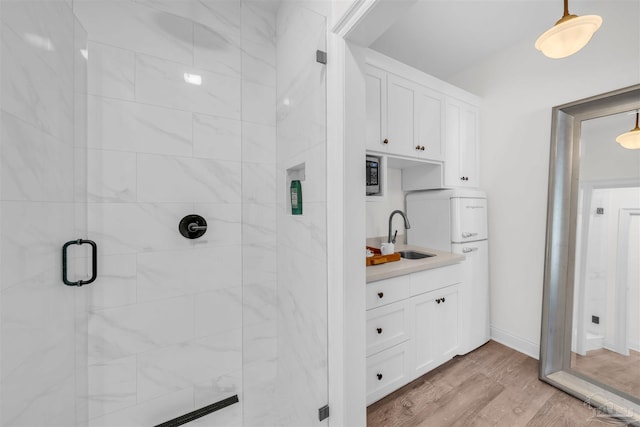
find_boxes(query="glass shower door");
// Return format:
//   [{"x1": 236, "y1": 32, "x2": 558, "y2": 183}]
[
  {"x1": 274, "y1": 2, "x2": 329, "y2": 426},
  {"x1": 0, "y1": 1, "x2": 89, "y2": 425}
]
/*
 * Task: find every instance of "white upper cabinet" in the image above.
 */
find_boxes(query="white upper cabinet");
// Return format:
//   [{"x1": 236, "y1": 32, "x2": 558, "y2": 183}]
[
  {"x1": 365, "y1": 66, "x2": 388, "y2": 152},
  {"x1": 365, "y1": 50, "x2": 480, "y2": 189},
  {"x1": 445, "y1": 98, "x2": 479, "y2": 188},
  {"x1": 365, "y1": 69, "x2": 445, "y2": 162},
  {"x1": 415, "y1": 86, "x2": 445, "y2": 161},
  {"x1": 387, "y1": 74, "x2": 416, "y2": 157}
]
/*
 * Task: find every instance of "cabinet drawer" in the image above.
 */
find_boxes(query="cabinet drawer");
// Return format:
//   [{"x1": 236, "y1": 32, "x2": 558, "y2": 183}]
[
  {"x1": 366, "y1": 341, "x2": 411, "y2": 405},
  {"x1": 366, "y1": 299, "x2": 411, "y2": 356},
  {"x1": 366, "y1": 275, "x2": 411, "y2": 309},
  {"x1": 410, "y1": 263, "x2": 462, "y2": 297}
]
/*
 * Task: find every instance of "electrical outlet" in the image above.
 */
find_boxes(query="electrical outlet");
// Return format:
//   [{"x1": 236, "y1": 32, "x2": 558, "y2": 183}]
[
  {"x1": 592, "y1": 315, "x2": 600, "y2": 324},
  {"x1": 596, "y1": 207, "x2": 604, "y2": 215}
]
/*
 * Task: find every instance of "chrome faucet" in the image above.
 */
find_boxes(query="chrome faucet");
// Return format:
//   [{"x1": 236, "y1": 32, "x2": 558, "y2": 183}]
[{"x1": 388, "y1": 210, "x2": 411, "y2": 243}]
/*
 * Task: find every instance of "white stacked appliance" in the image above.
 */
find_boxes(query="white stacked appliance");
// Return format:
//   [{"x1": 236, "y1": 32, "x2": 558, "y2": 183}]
[{"x1": 406, "y1": 189, "x2": 490, "y2": 354}]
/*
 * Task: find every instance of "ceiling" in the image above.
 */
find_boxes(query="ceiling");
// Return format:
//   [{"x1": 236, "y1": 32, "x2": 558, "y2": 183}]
[{"x1": 369, "y1": 0, "x2": 612, "y2": 81}]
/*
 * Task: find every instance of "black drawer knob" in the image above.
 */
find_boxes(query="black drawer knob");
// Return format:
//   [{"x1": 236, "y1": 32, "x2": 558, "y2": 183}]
[
  {"x1": 376, "y1": 327, "x2": 382, "y2": 334},
  {"x1": 442, "y1": 297, "x2": 446, "y2": 303},
  {"x1": 377, "y1": 373, "x2": 383, "y2": 381},
  {"x1": 377, "y1": 292, "x2": 384, "y2": 299},
  {"x1": 383, "y1": 139, "x2": 389, "y2": 144}
]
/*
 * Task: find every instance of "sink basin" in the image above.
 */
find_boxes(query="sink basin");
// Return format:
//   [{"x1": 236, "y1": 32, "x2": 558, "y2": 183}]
[{"x1": 398, "y1": 250, "x2": 435, "y2": 260}]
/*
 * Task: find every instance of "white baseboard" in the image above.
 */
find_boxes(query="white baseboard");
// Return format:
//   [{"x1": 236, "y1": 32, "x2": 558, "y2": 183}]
[{"x1": 490, "y1": 325, "x2": 540, "y2": 360}]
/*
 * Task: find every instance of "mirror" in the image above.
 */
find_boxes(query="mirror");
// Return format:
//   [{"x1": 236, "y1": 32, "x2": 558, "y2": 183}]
[
  {"x1": 540, "y1": 84, "x2": 640, "y2": 424},
  {"x1": 572, "y1": 111, "x2": 640, "y2": 401}
]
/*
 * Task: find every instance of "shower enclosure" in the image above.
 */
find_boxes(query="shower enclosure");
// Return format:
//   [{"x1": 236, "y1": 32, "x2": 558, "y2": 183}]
[{"x1": 0, "y1": 0, "x2": 329, "y2": 425}]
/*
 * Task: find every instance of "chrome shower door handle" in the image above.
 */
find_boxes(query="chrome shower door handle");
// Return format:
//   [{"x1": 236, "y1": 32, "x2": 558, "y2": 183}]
[{"x1": 62, "y1": 239, "x2": 97, "y2": 286}]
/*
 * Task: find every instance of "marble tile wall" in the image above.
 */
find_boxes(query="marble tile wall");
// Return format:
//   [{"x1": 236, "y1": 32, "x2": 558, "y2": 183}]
[
  {"x1": 275, "y1": 2, "x2": 328, "y2": 427},
  {"x1": 1, "y1": 0, "x2": 328, "y2": 425},
  {"x1": 0, "y1": 1, "x2": 88, "y2": 426},
  {"x1": 72, "y1": 0, "x2": 277, "y2": 425}
]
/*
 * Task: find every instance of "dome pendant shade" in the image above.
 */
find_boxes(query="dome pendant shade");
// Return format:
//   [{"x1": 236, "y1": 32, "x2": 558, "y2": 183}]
[
  {"x1": 616, "y1": 112, "x2": 640, "y2": 150},
  {"x1": 535, "y1": 0, "x2": 602, "y2": 59}
]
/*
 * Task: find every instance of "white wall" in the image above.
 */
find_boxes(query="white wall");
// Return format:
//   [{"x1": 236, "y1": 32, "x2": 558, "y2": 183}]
[
  {"x1": 366, "y1": 168, "x2": 407, "y2": 242},
  {"x1": 581, "y1": 112, "x2": 640, "y2": 182},
  {"x1": 448, "y1": 1, "x2": 640, "y2": 357}
]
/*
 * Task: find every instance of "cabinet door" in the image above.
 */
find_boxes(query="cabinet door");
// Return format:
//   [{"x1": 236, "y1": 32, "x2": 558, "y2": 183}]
[
  {"x1": 444, "y1": 98, "x2": 462, "y2": 186},
  {"x1": 434, "y1": 286, "x2": 460, "y2": 361},
  {"x1": 460, "y1": 105, "x2": 479, "y2": 187},
  {"x1": 414, "y1": 86, "x2": 445, "y2": 161},
  {"x1": 366, "y1": 299, "x2": 411, "y2": 357},
  {"x1": 412, "y1": 285, "x2": 460, "y2": 378},
  {"x1": 412, "y1": 292, "x2": 439, "y2": 376},
  {"x1": 387, "y1": 74, "x2": 415, "y2": 157},
  {"x1": 366, "y1": 341, "x2": 411, "y2": 405},
  {"x1": 365, "y1": 66, "x2": 388, "y2": 152},
  {"x1": 444, "y1": 98, "x2": 479, "y2": 187}
]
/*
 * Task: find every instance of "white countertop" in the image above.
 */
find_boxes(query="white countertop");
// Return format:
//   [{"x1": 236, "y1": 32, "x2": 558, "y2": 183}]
[{"x1": 366, "y1": 244, "x2": 465, "y2": 283}]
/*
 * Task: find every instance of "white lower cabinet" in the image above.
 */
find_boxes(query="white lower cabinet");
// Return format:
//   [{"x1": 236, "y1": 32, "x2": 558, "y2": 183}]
[
  {"x1": 366, "y1": 264, "x2": 462, "y2": 405},
  {"x1": 366, "y1": 341, "x2": 411, "y2": 405},
  {"x1": 366, "y1": 299, "x2": 412, "y2": 357},
  {"x1": 412, "y1": 286, "x2": 459, "y2": 378}
]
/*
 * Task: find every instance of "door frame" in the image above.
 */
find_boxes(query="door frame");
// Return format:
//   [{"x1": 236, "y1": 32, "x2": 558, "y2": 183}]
[
  {"x1": 327, "y1": 1, "x2": 417, "y2": 425},
  {"x1": 613, "y1": 208, "x2": 640, "y2": 356}
]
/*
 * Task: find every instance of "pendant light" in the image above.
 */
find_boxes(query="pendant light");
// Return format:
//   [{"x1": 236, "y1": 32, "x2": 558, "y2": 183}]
[
  {"x1": 616, "y1": 111, "x2": 640, "y2": 150},
  {"x1": 535, "y1": 0, "x2": 602, "y2": 59}
]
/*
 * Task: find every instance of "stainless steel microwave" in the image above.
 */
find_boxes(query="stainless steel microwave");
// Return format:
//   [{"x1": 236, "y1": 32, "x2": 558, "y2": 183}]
[{"x1": 366, "y1": 156, "x2": 380, "y2": 195}]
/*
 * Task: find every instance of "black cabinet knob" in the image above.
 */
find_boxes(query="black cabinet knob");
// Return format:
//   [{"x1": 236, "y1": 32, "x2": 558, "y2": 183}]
[
  {"x1": 383, "y1": 139, "x2": 389, "y2": 144},
  {"x1": 442, "y1": 297, "x2": 446, "y2": 303},
  {"x1": 436, "y1": 298, "x2": 441, "y2": 304},
  {"x1": 415, "y1": 145, "x2": 421, "y2": 150},
  {"x1": 376, "y1": 327, "x2": 382, "y2": 334},
  {"x1": 377, "y1": 373, "x2": 383, "y2": 381},
  {"x1": 420, "y1": 146, "x2": 425, "y2": 151},
  {"x1": 377, "y1": 292, "x2": 384, "y2": 299}
]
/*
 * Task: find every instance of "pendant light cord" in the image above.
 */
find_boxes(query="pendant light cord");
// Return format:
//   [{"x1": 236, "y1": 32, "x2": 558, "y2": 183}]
[{"x1": 563, "y1": 0, "x2": 570, "y2": 17}]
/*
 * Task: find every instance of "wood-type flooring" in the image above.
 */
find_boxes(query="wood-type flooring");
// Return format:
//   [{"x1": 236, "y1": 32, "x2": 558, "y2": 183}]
[
  {"x1": 367, "y1": 340, "x2": 632, "y2": 426},
  {"x1": 572, "y1": 348, "x2": 640, "y2": 399}
]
